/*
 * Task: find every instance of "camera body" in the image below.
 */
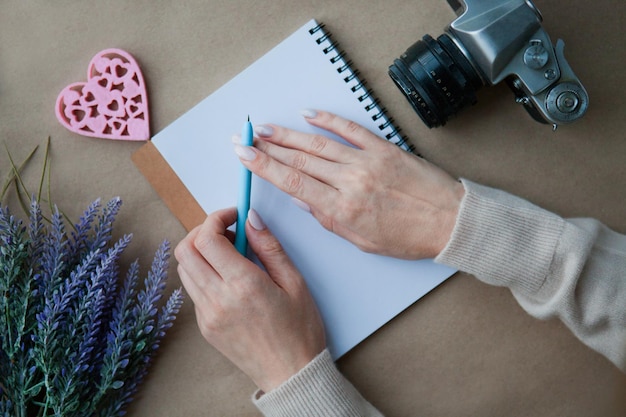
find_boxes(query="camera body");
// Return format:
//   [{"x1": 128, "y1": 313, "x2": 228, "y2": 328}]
[{"x1": 389, "y1": 0, "x2": 588, "y2": 129}]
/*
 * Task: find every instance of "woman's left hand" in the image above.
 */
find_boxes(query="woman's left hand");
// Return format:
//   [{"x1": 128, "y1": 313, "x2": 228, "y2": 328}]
[{"x1": 174, "y1": 207, "x2": 326, "y2": 393}]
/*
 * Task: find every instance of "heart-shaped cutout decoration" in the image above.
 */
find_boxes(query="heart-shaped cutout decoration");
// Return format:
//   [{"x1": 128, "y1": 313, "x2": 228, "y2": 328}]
[{"x1": 56, "y1": 48, "x2": 150, "y2": 141}]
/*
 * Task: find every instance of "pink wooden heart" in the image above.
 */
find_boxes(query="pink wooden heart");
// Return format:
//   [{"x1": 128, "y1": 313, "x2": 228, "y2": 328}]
[{"x1": 56, "y1": 48, "x2": 150, "y2": 141}]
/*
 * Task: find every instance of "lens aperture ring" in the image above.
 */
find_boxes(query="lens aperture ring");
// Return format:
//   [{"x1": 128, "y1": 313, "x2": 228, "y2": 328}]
[
  {"x1": 389, "y1": 57, "x2": 440, "y2": 127},
  {"x1": 421, "y1": 36, "x2": 474, "y2": 117},
  {"x1": 389, "y1": 33, "x2": 484, "y2": 128}
]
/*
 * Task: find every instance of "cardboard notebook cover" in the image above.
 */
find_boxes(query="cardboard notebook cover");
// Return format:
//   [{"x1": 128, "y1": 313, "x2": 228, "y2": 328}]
[{"x1": 132, "y1": 141, "x2": 206, "y2": 232}]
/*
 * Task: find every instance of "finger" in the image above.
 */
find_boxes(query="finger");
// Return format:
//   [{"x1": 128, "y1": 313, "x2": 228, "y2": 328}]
[
  {"x1": 246, "y1": 209, "x2": 303, "y2": 292},
  {"x1": 193, "y1": 207, "x2": 253, "y2": 280},
  {"x1": 302, "y1": 109, "x2": 386, "y2": 150},
  {"x1": 254, "y1": 123, "x2": 358, "y2": 162},
  {"x1": 177, "y1": 263, "x2": 213, "y2": 308},
  {"x1": 175, "y1": 228, "x2": 224, "y2": 291},
  {"x1": 254, "y1": 138, "x2": 345, "y2": 187},
  {"x1": 235, "y1": 144, "x2": 341, "y2": 207}
]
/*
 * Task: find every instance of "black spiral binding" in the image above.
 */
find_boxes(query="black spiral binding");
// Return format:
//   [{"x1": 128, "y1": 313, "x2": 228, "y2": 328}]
[{"x1": 308, "y1": 23, "x2": 413, "y2": 152}]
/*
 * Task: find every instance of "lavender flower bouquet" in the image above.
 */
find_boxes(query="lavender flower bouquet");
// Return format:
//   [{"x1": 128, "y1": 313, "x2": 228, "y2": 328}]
[{"x1": 0, "y1": 149, "x2": 183, "y2": 416}]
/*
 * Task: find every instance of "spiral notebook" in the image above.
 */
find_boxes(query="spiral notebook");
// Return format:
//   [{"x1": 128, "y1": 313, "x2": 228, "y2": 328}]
[{"x1": 133, "y1": 19, "x2": 456, "y2": 359}]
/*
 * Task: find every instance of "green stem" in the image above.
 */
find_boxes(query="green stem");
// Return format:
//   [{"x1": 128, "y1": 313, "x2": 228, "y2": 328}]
[
  {"x1": 4, "y1": 143, "x2": 34, "y2": 215},
  {"x1": 3, "y1": 290, "x2": 12, "y2": 357},
  {"x1": 41, "y1": 368, "x2": 51, "y2": 417},
  {"x1": 0, "y1": 144, "x2": 38, "y2": 202},
  {"x1": 37, "y1": 137, "x2": 50, "y2": 203},
  {"x1": 45, "y1": 141, "x2": 54, "y2": 217},
  {"x1": 18, "y1": 400, "x2": 26, "y2": 417}
]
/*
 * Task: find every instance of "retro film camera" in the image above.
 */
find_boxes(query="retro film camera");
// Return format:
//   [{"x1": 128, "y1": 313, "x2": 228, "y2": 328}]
[{"x1": 388, "y1": 0, "x2": 588, "y2": 129}]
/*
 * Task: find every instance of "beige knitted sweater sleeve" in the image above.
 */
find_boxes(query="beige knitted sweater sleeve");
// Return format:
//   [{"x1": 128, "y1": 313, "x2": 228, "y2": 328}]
[{"x1": 253, "y1": 179, "x2": 626, "y2": 416}]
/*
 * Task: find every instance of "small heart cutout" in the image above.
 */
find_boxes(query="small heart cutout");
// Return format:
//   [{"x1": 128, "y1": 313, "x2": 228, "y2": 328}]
[{"x1": 56, "y1": 48, "x2": 150, "y2": 141}]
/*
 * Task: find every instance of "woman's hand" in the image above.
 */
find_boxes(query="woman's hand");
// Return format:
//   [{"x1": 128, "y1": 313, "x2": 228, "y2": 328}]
[
  {"x1": 234, "y1": 110, "x2": 464, "y2": 259},
  {"x1": 174, "y1": 208, "x2": 326, "y2": 393}
]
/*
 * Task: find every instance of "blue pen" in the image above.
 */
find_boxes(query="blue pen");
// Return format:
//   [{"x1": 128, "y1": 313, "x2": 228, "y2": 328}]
[{"x1": 234, "y1": 116, "x2": 253, "y2": 255}]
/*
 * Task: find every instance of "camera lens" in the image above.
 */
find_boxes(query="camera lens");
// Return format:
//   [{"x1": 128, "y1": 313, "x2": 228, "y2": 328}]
[{"x1": 389, "y1": 34, "x2": 483, "y2": 128}]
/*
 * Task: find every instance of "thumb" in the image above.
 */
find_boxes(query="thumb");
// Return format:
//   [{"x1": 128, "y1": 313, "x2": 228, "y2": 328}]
[{"x1": 246, "y1": 208, "x2": 300, "y2": 289}]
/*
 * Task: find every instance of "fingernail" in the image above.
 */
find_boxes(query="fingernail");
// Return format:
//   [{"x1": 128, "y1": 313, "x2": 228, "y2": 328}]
[
  {"x1": 234, "y1": 144, "x2": 257, "y2": 161},
  {"x1": 300, "y1": 109, "x2": 318, "y2": 119},
  {"x1": 292, "y1": 197, "x2": 311, "y2": 213},
  {"x1": 231, "y1": 133, "x2": 241, "y2": 144},
  {"x1": 254, "y1": 125, "x2": 274, "y2": 137},
  {"x1": 248, "y1": 208, "x2": 266, "y2": 230}
]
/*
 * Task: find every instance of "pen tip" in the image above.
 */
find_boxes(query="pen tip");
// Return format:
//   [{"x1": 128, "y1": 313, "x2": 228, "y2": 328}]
[{"x1": 247, "y1": 115, "x2": 250, "y2": 122}]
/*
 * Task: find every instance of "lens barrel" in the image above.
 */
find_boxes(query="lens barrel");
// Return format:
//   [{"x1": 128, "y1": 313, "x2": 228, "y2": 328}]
[{"x1": 389, "y1": 34, "x2": 483, "y2": 128}]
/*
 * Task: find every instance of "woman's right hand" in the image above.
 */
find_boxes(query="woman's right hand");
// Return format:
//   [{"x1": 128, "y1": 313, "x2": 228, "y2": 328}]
[{"x1": 234, "y1": 110, "x2": 464, "y2": 260}]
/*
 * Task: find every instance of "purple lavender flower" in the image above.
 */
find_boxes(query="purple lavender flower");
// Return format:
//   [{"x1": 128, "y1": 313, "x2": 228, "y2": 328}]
[{"x1": 0, "y1": 197, "x2": 183, "y2": 417}]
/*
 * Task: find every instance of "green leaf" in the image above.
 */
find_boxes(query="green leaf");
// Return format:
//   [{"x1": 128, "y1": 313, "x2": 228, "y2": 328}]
[{"x1": 135, "y1": 340, "x2": 146, "y2": 352}]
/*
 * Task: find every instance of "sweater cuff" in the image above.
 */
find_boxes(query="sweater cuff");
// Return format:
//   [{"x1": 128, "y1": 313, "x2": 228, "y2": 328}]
[
  {"x1": 435, "y1": 179, "x2": 565, "y2": 298},
  {"x1": 252, "y1": 348, "x2": 380, "y2": 417}
]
